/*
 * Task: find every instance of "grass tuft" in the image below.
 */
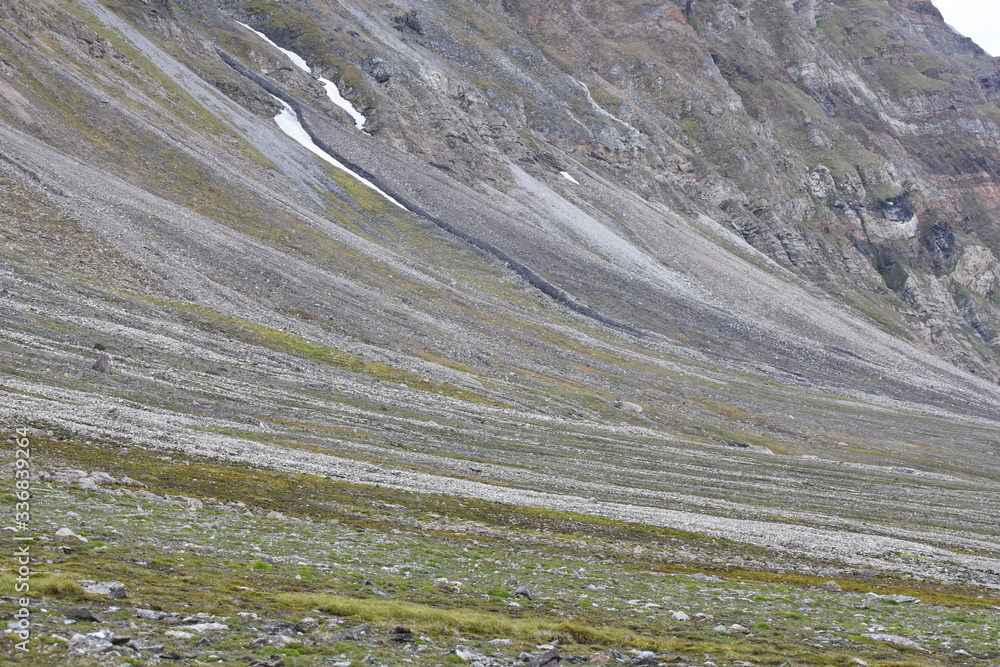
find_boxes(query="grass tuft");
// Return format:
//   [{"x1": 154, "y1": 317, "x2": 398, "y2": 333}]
[{"x1": 277, "y1": 593, "x2": 648, "y2": 647}]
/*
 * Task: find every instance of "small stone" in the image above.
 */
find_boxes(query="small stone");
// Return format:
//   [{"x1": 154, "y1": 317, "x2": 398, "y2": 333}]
[
  {"x1": 181, "y1": 622, "x2": 227, "y2": 633},
  {"x1": 295, "y1": 617, "x2": 318, "y2": 633},
  {"x1": 364, "y1": 580, "x2": 391, "y2": 597},
  {"x1": 882, "y1": 594, "x2": 919, "y2": 604}
]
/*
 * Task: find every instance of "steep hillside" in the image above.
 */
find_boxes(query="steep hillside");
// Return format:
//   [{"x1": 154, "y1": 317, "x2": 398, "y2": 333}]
[{"x1": 1, "y1": 0, "x2": 1000, "y2": 663}]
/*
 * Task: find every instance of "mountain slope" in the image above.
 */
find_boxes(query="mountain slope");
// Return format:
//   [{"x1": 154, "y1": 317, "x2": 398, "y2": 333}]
[{"x1": 1, "y1": 1, "x2": 1000, "y2": 656}]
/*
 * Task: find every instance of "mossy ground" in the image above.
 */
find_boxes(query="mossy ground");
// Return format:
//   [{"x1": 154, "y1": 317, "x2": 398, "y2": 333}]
[{"x1": 0, "y1": 435, "x2": 997, "y2": 666}]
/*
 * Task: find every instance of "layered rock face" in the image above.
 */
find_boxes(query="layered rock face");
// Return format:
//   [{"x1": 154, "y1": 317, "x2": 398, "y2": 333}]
[{"x1": 331, "y1": 0, "x2": 1000, "y2": 379}]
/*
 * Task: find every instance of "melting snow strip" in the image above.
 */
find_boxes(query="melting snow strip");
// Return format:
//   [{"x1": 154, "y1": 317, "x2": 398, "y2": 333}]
[
  {"x1": 236, "y1": 21, "x2": 310, "y2": 73},
  {"x1": 272, "y1": 96, "x2": 406, "y2": 210},
  {"x1": 236, "y1": 22, "x2": 367, "y2": 130},
  {"x1": 319, "y1": 78, "x2": 366, "y2": 130},
  {"x1": 560, "y1": 171, "x2": 580, "y2": 185}
]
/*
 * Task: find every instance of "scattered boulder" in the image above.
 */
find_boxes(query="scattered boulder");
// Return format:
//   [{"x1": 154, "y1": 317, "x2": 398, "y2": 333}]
[
  {"x1": 89, "y1": 471, "x2": 117, "y2": 486},
  {"x1": 135, "y1": 609, "x2": 182, "y2": 623},
  {"x1": 77, "y1": 477, "x2": 101, "y2": 492},
  {"x1": 249, "y1": 656, "x2": 285, "y2": 667},
  {"x1": 364, "y1": 580, "x2": 392, "y2": 597},
  {"x1": 392, "y1": 10, "x2": 423, "y2": 35},
  {"x1": 79, "y1": 580, "x2": 127, "y2": 599},
  {"x1": 526, "y1": 647, "x2": 561, "y2": 667},
  {"x1": 327, "y1": 623, "x2": 373, "y2": 641},
  {"x1": 135, "y1": 490, "x2": 166, "y2": 504},
  {"x1": 863, "y1": 592, "x2": 882, "y2": 607},
  {"x1": 55, "y1": 527, "x2": 88, "y2": 542},
  {"x1": 68, "y1": 628, "x2": 115, "y2": 653},
  {"x1": 615, "y1": 400, "x2": 643, "y2": 414},
  {"x1": 512, "y1": 585, "x2": 532, "y2": 600},
  {"x1": 180, "y1": 622, "x2": 228, "y2": 633},
  {"x1": 63, "y1": 608, "x2": 103, "y2": 622},
  {"x1": 455, "y1": 647, "x2": 487, "y2": 662},
  {"x1": 366, "y1": 57, "x2": 392, "y2": 84},
  {"x1": 263, "y1": 621, "x2": 296, "y2": 635},
  {"x1": 630, "y1": 651, "x2": 657, "y2": 666},
  {"x1": 863, "y1": 633, "x2": 924, "y2": 650}
]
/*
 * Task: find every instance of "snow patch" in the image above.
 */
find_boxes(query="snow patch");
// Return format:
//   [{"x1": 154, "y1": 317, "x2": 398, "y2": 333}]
[
  {"x1": 560, "y1": 171, "x2": 580, "y2": 185},
  {"x1": 318, "y1": 77, "x2": 366, "y2": 130},
  {"x1": 236, "y1": 22, "x2": 310, "y2": 73},
  {"x1": 271, "y1": 97, "x2": 406, "y2": 210}
]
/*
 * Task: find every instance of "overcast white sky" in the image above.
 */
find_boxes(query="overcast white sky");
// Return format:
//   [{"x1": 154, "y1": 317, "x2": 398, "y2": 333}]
[{"x1": 933, "y1": 0, "x2": 1000, "y2": 56}]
